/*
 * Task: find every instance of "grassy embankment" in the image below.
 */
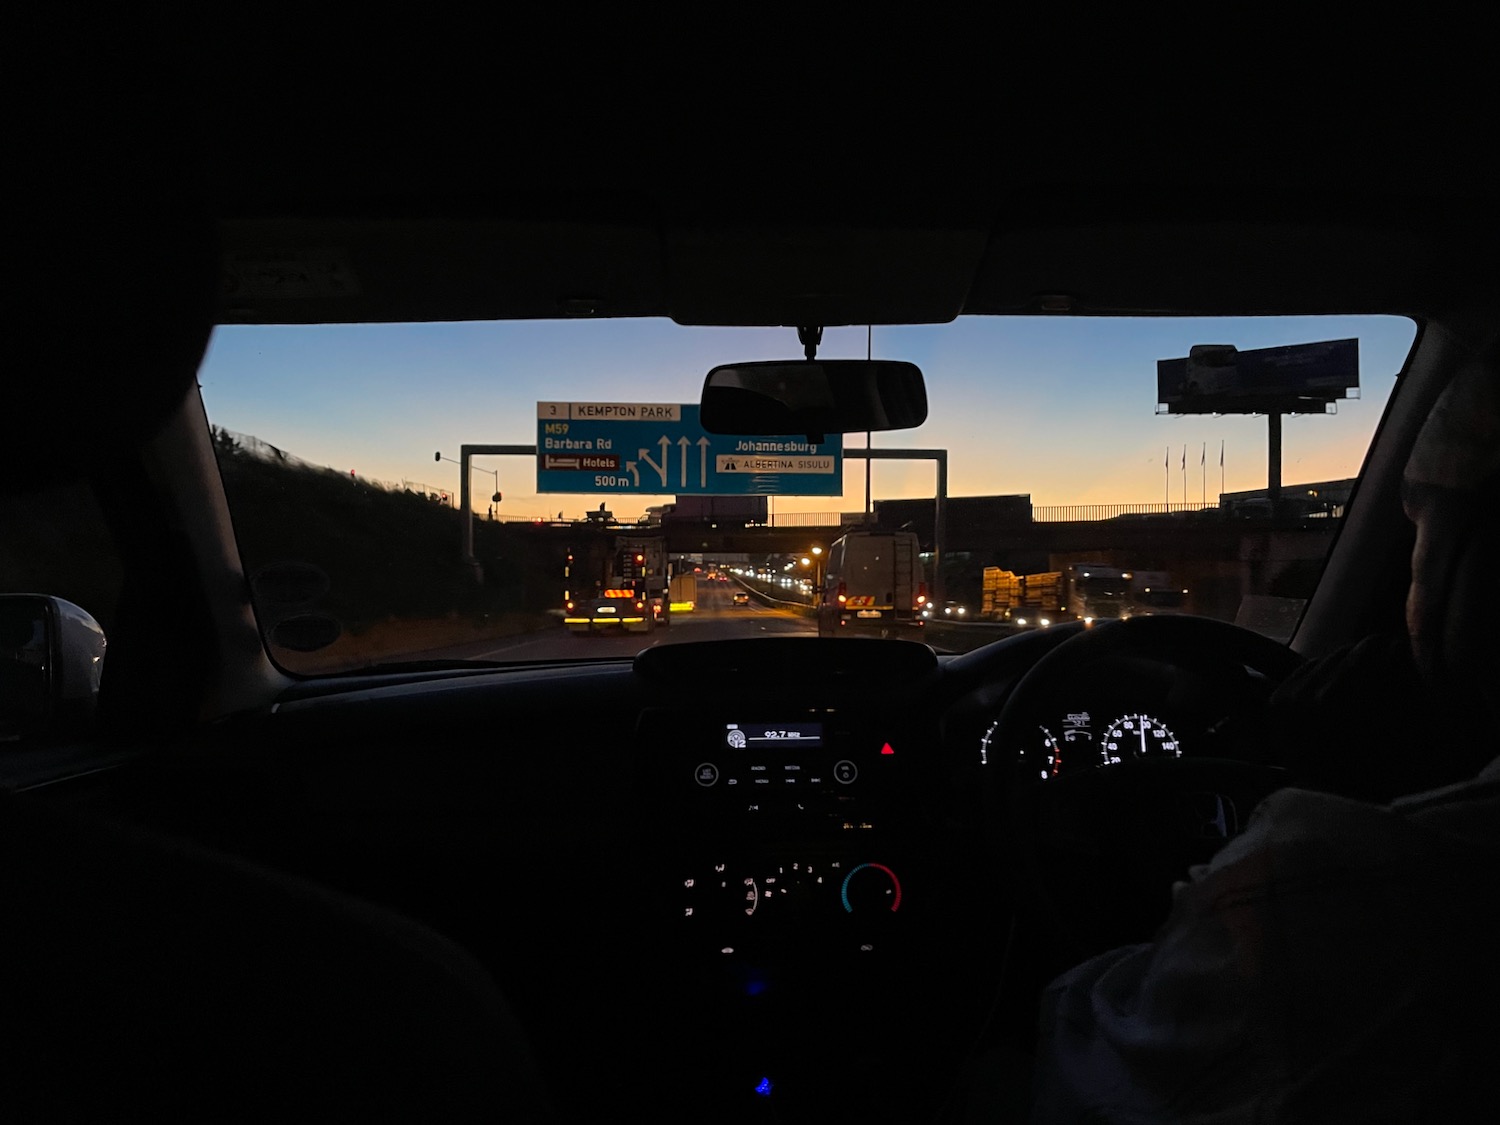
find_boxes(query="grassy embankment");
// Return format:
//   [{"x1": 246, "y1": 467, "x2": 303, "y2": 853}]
[{"x1": 214, "y1": 434, "x2": 562, "y2": 670}]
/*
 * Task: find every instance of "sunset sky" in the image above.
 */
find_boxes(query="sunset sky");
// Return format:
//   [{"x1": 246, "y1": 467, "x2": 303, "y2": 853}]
[{"x1": 197, "y1": 315, "x2": 1416, "y2": 521}]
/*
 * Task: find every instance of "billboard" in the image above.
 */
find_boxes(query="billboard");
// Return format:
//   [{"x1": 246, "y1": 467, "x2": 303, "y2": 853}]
[{"x1": 1157, "y1": 338, "x2": 1359, "y2": 415}]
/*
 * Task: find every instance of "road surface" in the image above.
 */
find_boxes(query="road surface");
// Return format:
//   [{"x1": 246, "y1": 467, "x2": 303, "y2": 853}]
[{"x1": 422, "y1": 580, "x2": 817, "y2": 663}]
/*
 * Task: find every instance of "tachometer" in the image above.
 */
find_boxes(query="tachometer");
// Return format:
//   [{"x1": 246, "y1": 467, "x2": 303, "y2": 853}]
[
  {"x1": 981, "y1": 718, "x2": 1066, "y2": 779},
  {"x1": 1032, "y1": 726, "x2": 1063, "y2": 779},
  {"x1": 1102, "y1": 714, "x2": 1181, "y2": 763}
]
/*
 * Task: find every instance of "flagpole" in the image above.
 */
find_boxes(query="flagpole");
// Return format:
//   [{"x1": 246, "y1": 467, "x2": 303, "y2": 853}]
[
  {"x1": 1164, "y1": 446, "x2": 1169, "y2": 506},
  {"x1": 1220, "y1": 439, "x2": 1225, "y2": 497},
  {"x1": 1201, "y1": 442, "x2": 1206, "y2": 506}
]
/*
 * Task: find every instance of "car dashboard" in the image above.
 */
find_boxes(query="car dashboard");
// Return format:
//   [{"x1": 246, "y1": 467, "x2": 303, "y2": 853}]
[{"x1": 42, "y1": 627, "x2": 1288, "y2": 1121}]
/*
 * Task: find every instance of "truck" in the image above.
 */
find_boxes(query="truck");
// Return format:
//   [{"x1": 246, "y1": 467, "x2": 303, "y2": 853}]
[
  {"x1": 817, "y1": 530, "x2": 927, "y2": 638},
  {"x1": 668, "y1": 572, "x2": 698, "y2": 612},
  {"x1": 1065, "y1": 564, "x2": 1188, "y2": 619},
  {"x1": 564, "y1": 535, "x2": 673, "y2": 634},
  {"x1": 1126, "y1": 570, "x2": 1190, "y2": 616},
  {"x1": 1062, "y1": 563, "x2": 1132, "y2": 622},
  {"x1": 981, "y1": 568, "x2": 1067, "y2": 627},
  {"x1": 980, "y1": 562, "x2": 1187, "y2": 627}
]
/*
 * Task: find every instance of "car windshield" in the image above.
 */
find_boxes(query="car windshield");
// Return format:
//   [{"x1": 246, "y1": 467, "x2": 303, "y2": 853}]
[{"x1": 194, "y1": 315, "x2": 1415, "y2": 673}]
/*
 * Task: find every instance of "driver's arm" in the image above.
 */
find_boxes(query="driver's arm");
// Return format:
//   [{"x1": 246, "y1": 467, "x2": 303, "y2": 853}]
[{"x1": 1029, "y1": 777, "x2": 1499, "y2": 1123}]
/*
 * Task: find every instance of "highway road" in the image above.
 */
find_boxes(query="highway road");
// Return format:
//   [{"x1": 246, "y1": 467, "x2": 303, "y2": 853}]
[
  {"x1": 423, "y1": 579, "x2": 817, "y2": 663},
  {"x1": 411, "y1": 580, "x2": 1011, "y2": 665}
]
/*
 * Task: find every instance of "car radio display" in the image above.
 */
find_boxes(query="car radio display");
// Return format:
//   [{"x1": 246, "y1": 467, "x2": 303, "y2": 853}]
[{"x1": 725, "y1": 722, "x2": 824, "y2": 750}]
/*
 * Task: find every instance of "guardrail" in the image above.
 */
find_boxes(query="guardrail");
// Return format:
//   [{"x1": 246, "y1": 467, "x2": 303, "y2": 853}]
[
  {"x1": 1030, "y1": 502, "x2": 1219, "y2": 522},
  {"x1": 765, "y1": 512, "x2": 873, "y2": 528},
  {"x1": 736, "y1": 576, "x2": 817, "y2": 616}
]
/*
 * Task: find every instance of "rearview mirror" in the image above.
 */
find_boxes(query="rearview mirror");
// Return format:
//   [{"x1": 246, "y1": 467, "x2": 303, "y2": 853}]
[{"x1": 700, "y1": 360, "x2": 927, "y2": 435}]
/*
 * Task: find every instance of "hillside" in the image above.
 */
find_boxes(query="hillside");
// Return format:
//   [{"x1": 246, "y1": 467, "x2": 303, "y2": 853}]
[{"x1": 211, "y1": 429, "x2": 564, "y2": 668}]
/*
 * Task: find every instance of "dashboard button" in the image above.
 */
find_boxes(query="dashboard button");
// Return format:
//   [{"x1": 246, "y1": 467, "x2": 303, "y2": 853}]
[
  {"x1": 834, "y1": 760, "x2": 858, "y2": 784},
  {"x1": 695, "y1": 762, "x2": 719, "y2": 787}
]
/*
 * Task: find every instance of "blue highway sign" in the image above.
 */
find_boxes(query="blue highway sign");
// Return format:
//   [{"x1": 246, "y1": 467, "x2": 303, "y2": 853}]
[{"x1": 536, "y1": 402, "x2": 842, "y2": 496}]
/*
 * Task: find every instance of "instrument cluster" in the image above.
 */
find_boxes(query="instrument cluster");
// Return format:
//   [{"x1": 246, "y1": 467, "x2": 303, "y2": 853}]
[{"x1": 980, "y1": 709, "x2": 1183, "y2": 778}]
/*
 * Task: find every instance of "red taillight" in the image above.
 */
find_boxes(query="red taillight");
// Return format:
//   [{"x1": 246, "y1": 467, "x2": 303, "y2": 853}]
[
  {"x1": 837, "y1": 580, "x2": 847, "y2": 604},
  {"x1": 566, "y1": 601, "x2": 575, "y2": 611},
  {"x1": 636, "y1": 600, "x2": 645, "y2": 611},
  {"x1": 915, "y1": 581, "x2": 928, "y2": 608}
]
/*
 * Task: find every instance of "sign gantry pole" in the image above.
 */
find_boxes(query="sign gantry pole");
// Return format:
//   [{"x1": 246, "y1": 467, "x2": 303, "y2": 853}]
[{"x1": 459, "y1": 444, "x2": 536, "y2": 584}]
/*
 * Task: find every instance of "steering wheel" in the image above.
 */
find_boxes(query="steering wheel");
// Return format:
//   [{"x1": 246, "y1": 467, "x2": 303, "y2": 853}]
[{"x1": 985, "y1": 614, "x2": 1305, "y2": 958}]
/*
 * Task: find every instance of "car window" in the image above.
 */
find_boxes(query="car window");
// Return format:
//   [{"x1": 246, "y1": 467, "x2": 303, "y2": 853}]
[{"x1": 194, "y1": 316, "x2": 1416, "y2": 672}]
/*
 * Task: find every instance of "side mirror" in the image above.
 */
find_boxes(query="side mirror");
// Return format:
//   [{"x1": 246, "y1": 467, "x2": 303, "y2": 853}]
[
  {"x1": 0, "y1": 594, "x2": 106, "y2": 741},
  {"x1": 700, "y1": 359, "x2": 927, "y2": 436}
]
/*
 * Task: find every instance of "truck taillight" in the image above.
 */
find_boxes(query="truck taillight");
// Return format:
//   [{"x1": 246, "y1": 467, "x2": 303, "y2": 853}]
[
  {"x1": 636, "y1": 600, "x2": 645, "y2": 611},
  {"x1": 566, "y1": 601, "x2": 575, "y2": 611},
  {"x1": 837, "y1": 580, "x2": 847, "y2": 604},
  {"x1": 916, "y1": 582, "x2": 928, "y2": 607}
]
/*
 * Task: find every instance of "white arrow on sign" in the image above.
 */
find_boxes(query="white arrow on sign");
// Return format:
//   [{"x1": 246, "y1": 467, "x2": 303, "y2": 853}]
[
  {"x1": 625, "y1": 460, "x2": 640, "y2": 487},
  {"x1": 678, "y1": 436, "x2": 691, "y2": 488},
  {"x1": 638, "y1": 436, "x2": 669, "y2": 488},
  {"x1": 698, "y1": 437, "x2": 710, "y2": 487}
]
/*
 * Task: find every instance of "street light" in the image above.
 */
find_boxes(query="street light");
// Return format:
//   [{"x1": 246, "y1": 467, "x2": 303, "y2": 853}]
[
  {"x1": 435, "y1": 451, "x2": 502, "y2": 507},
  {"x1": 799, "y1": 545, "x2": 824, "y2": 603}
]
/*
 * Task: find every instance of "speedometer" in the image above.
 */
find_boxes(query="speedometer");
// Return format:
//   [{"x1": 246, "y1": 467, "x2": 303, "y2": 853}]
[{"x1": 1102, "y1": 714, "x2": 1181, "y2": 764}]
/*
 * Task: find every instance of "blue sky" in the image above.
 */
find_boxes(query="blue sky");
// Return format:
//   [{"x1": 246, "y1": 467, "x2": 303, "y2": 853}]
[{"x1": 197, "y1": 315, "x2": 1416, "y2": 520}]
